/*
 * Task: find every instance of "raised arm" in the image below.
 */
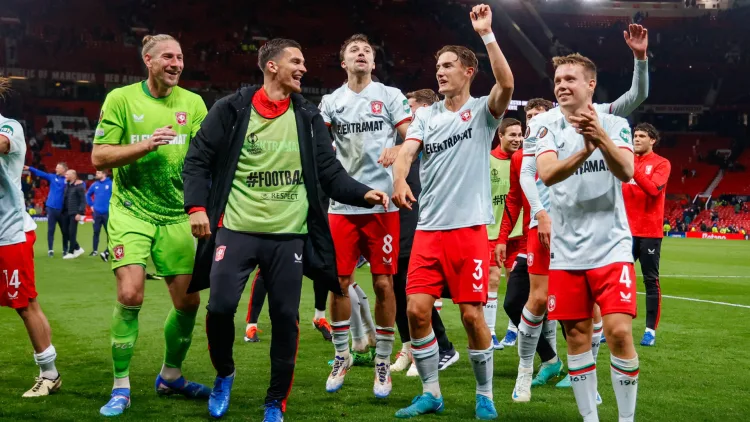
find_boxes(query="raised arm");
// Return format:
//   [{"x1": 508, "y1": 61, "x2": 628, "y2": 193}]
[
  {"x1": 605, "y1": 24, "x2": 649, "y2": 117},
  {"x1": 471, "y1": 4, "x2": 514, "y2": 117},
  {"x1": 27, "y1": 166, "x2": 54, "y2": 182}
]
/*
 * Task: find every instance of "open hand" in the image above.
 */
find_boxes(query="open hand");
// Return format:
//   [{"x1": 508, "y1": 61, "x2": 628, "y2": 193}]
[
  {"x1": 470, "y1": 4, "x2": 493, "y2": 36},
  {"x1": 624, "y1": 24, "x2": 648, "y2": 61}
]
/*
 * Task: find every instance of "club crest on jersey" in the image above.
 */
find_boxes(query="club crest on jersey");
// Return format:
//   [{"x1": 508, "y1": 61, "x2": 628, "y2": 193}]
[
  {"x1": 371, "y1": 101, "x2": 384, "y2": 115},
  {"x1": 645, "y1": 165, "x2": 653, "y2": 175},
  {"x1": 537, "y1": 127, "x2": 549, "y2": 139},
  {"x1": 460, "y1": 109, "x2": 472, "y2": 122},
  {"x1": 113, "y1": 245, "x2": 124, "y2": 260},
  {"x1": 547, "y1": 295, "x2": 556, "y2": 312},
  {"x1": 215, "y1": 246, "x2": 226, "y2": 262},
  {"x1": 528, "y1": 252, "x2": 535, "y2": 267},
  {"x1": 175, "y1": 112, "x2": 188, "y2": 126}
]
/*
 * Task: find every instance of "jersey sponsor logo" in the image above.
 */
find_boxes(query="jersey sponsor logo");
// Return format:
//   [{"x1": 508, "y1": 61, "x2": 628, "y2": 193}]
[
  {"x1": 335, "y1": 120, "x2": 384, "y2": 136},
  {"x1": 175, "y1": 112, "x2": 188, "y2": 126},
  {"x1": 132, "y1": 114, "x2": 144, "y2": 122},
  {"x1": 0, "y1": 124, "x2": 14, "y2": 136},
  {"x1": 261, "y1": 191, "x2": 302, "y2": 202},
  {"x1": 246, "y1": 170, "x2": 304, "y2": 188},
  {"x1": 423, "y1": 127, "x2": 473, "y2": 155},
  {"x1": 573, "y1": 159, "x2": 609, "y2": 176},
  {"x1": 215, "y1": 245, "x2": 226, "y2": 261},
  {"x1": 335, "y1": 105, "x2": 345, "y2": 113},
  {"x1": 547, "y1": 295, "x2": 556, "y2": 312},
  {"x1": 244, "y1": 134, "x2": 299, "y2": 155},
  {"x1": 460, "y1": 109, "x2": 472, "y2": 122},
  {"x1": 113, "y1": 244, "x2": 124, "y2": 260},
  {"x1": 371, "y1": 101, "x2": 384, "y2": 114},
  {"x1": 619, "y1": 127, "x2": 632, "y2": 144},
  {"x1": 130, "y1": 134, "x2": 187, "y2": 145},
  {"x1": 294, "y1": 253, "x2": 303, "y2": 263}
]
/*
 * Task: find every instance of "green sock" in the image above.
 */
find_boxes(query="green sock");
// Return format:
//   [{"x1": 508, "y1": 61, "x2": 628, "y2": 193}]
[
  {"x1": 111, "y1": 302, "x2": 141, "y2": 379},
  {"x1": 163, "y1": 307, "x2": 197, "y2": 370}
]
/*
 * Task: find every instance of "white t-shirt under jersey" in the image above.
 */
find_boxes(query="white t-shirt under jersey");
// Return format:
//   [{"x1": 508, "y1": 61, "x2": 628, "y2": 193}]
[
  {"x1": 319, "y1": 81, "x2": 411, "y2": 214},
  {"x1": 405, "y1": 96, "x2": 502, "y2": 231},
  {"x1": 530, "y1": 110, "x2": 634, "y2": 270},
  {"x1": 0, "y1": 114, "x2": 36, "y2": 247}
]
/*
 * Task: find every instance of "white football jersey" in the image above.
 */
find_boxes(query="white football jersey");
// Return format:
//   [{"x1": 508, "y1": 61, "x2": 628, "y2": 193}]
[
  {"x1": 0, "y1": 114, "x2": 35, "y2": 246},
  {"x1": 406, "y1": 96, "x2": 502, "y2": 230},
  {"x1": 530, "y1": 110, "x2": 634, "y2": 270},
  {"x1": 521, "y1": 103, "x2": 631, "y2": 230},
  {"x1": 319, "y1": 82, "x2": 411, "y2": 214}
]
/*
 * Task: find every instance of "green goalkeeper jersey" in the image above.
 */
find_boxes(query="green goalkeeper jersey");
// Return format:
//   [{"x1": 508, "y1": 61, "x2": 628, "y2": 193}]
[{"x1": 94, "y1": 81, "x2": 207, "y2": 225}]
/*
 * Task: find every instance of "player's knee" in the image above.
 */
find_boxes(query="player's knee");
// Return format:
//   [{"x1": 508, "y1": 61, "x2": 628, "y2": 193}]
[
  {"x1": 406, "y1": 300, "x2": 431, "y2": 329},
  {"x1": 372, "y1": 275, "x2": 392, "y2": 296},
  {"x1": 338, "y1": 276, "x2": 353, "y2": 292},
  {"x1": 528, "y1": 291, "x2": 547, "y2": 315},
  {"x1": 118, "y1": 287, "x2": 144, "y2": 307},
  {"x1": 460, "y1": 306, "x2": 484, "y2": 330},
  {"x1": 176, "y1": 292, "x2": 201, "y2": 312},
  {"x1": 605, "y1": 323, "x2": 632, "y2": 350}
]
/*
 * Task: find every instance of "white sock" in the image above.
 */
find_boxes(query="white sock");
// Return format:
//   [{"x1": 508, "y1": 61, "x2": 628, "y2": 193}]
[
  {"x1": 484, "y1": 292, "x2": 498, "y2": 333},
  {"x1": 34, "y1": 345, "x2": 59, "y2": 380},
  {"x1": 353, "y1": 283, "x2": 376, "y2": 336},
  {"x1": 113, "y1": 376, "x2": 130, "y2": 390},
  {"x1": 645, "y1": 327, "x2": 655, "y2": 336},
  {"x1": 543, "y1": 319, "x2": 558, "y2": 356},
  {"x1": 246, "y1": 322, "x2": 257, "y2": 330},
  {"x1": 332, "y1": 319, "x2": 351, "y2": 354},
  {"x1": 611, "y1": 355, "x2": 639, "y2": 422},
  {"x1": 568, "y1": 351, "x2": 599, "y2": 422},
  {"x1": 468, "y1": 346, "x2": 494, "y2": 399},
  {"x1": 375, "y1": 326, "x2": 395, "y2": 360},
  {"x1": 315, "y1": 309, "x2": 326, "y2": 320},
  {"x1": 401, "y1": 341, "x2": 412, "y2": 353},
  {"x1": 160, "y1": 365, "x2": 182, "y2": 382},
  {"x1": 434, "y1": 300, "x2": 443, "y2": 314},
  {"x1": 518, "y1": 307, "x2": 544, "y2": 369},
  {"x1": 592, "y1": 322, "x2": 603, "y2": 362},
  {"x1": 412, "y1": 332, "x2": 440, "y2": 398},
  {"x1": 507, "y1": 319, "x2": 518, "y2": 333},
  {"x1": 348, "y1": 285, "x2": 364, "y2": 344}
]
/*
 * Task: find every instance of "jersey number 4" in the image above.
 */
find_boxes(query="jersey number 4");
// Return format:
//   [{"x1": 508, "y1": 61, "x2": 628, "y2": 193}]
[
  {"x1": 3, "y1": 269, "x2": 20, "y2": 299},
  {"x1": 619, "y1": 265, "x2": 632, "y2": 301}
]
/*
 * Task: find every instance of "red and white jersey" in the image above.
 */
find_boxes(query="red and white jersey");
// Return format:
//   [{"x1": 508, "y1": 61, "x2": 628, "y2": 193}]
[
  {"x1": 319, "y1": 82, "x2": 411, "y2": 214},
  {"x1": 405, "y1": 96, "x2": 502, "y2": 231},
  {"x1": 532, "y1": 110, "x2": 634, "y2": 270},
  {"x1": 0, "y1": 114, "x2": 36, "y2": 247}
]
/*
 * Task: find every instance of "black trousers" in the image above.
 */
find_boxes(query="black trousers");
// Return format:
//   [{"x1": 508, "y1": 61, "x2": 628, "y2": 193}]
[
  {"x1": 633, "y1": 237, "x2": 662, "y2": 330},
  {"x1": 62, "y1": 213, "x2": 80, "y2": 254},
  {"x1": 206, "y1": 228, "x2": 304, "y2": 406},
  {"x1": 46, "y1": 207, "x2": 68, "y2": 252},
  {"x1": 394, "y1": 256, "x2": 453, "y2": 352},
  {"x1": 247, "y1": 271, "x2": 328, "y2": 324},
  {"x1": 92, "y1": 211, "x2": 109, "y2": 252},
  {"x1": 502, "y1": 256, "x2": 557, "y2": 362}
]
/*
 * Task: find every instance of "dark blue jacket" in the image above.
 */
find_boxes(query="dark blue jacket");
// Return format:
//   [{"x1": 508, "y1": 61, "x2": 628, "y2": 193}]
[
  {"x1": 86, "y1": 178, "x2": 112, "y2": 214},
  {"x1": 28, "y1": 166, "x2": 65, "y2": 210}
]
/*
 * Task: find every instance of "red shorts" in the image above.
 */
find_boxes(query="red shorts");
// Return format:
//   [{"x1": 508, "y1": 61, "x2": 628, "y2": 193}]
[
  {"x1": 407, "y1": 226, "x2": 489, "y2": 304},
  {"x1": 0, "y1": 231, "x2": 38, "y2": 309},
  {"x1": 488, "y1": 238, "x2": 522, "y2": 270},
  {"x1": 329, "y1": 212, "x2": 400, "y2": 276},
  {"x1": 527, "y1": 227, "x2": 550, "y2": 276},
  {"x1": 547, "y1": 262, "x2": 637, "y2": 321}
]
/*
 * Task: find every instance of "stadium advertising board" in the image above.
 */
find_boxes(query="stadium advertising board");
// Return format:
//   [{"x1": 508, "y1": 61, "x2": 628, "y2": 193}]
[{"x1": 686, "y1": 232, "x2": 747, "y2": 240}]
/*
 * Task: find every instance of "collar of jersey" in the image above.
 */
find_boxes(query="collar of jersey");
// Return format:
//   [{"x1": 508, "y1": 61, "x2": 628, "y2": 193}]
[
  {"x1": 491, "y1": 146, "x2": 511, "y2": 160},
  {"x1": 140, "y1": 81, "x2": 173, "y2": 100},
  {"x1": 252, "y1": 87, "x2": 290, "y2": 119}
]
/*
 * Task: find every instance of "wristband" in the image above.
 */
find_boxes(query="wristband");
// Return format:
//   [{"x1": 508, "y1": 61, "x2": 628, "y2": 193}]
[{"x1": 481, "y1": 32, "x2": 496, "y2": 45}]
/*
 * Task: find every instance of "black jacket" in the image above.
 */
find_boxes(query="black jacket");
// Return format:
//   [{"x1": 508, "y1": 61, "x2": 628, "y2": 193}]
[
  {"x1": 183, "y1": 86, "x2": 373, "y2": 295},
  {"x1": 62, "y1": 182, "x2": 86, "y2": 215}
]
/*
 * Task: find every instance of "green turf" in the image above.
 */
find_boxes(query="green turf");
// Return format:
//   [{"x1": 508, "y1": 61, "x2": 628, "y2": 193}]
[{"x1": 1, "y1": 223, "x2": 749, "y2": 421}]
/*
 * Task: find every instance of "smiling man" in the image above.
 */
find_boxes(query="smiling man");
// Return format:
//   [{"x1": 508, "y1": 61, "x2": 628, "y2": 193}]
[
  {"x1": 92, "y1": 34, "x2": 210, "y2": 417},
  {"x1": 182, "y1": 38, "x2": 389, "y2": 421}
]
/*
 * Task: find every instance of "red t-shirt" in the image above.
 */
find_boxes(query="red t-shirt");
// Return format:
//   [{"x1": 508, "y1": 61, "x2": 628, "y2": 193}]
[
  {"x1": 623, "y1": 151, "x2": 671, "y2": 238},
  {"x1": 499, "y1": 148, "x2": 530, "y2": 253}
]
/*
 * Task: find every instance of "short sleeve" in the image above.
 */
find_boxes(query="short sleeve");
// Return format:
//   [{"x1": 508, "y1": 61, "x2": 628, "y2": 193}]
[
  {"x1": 609, "y1": 117, "x2": 634, "y2": 152},
  {"x1": 386, "y1": 88, "x2": 412, "y2": 128},
  {"x1": 404, "y1": 107, "x2": 426, "y2": 144},
  {"x1": 479, "y1": 96, "x2": 502, "y2": 132},
  {"x1": 530, "y1": 119, "x2": 556, "y2": 157},
  {"x1": 94, "y1": 90, "x2": 126, "y2": 145},
  {"x1": 0, "y1": 121, "x2": 25, "y2": 156},
  {"x1": 318, "y1": 95, "x2": 333, "y2": 126},
  {"x1": 191, "y1": 95, "x2": 208, "y2": 139}
]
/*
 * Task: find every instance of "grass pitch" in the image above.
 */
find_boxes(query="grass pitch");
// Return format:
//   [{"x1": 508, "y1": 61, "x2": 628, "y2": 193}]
[{"x1": 1, "y1": 223, "x2": 749, "y2": 421}]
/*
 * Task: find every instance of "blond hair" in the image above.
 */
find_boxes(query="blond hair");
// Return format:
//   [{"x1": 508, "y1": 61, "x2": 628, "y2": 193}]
[
  {"x1": 552, "y1": 53, "x2": 597, "y2": 80},
  {"x1": 142, "y1": 34, "x2": 179, "y2": 58}
]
